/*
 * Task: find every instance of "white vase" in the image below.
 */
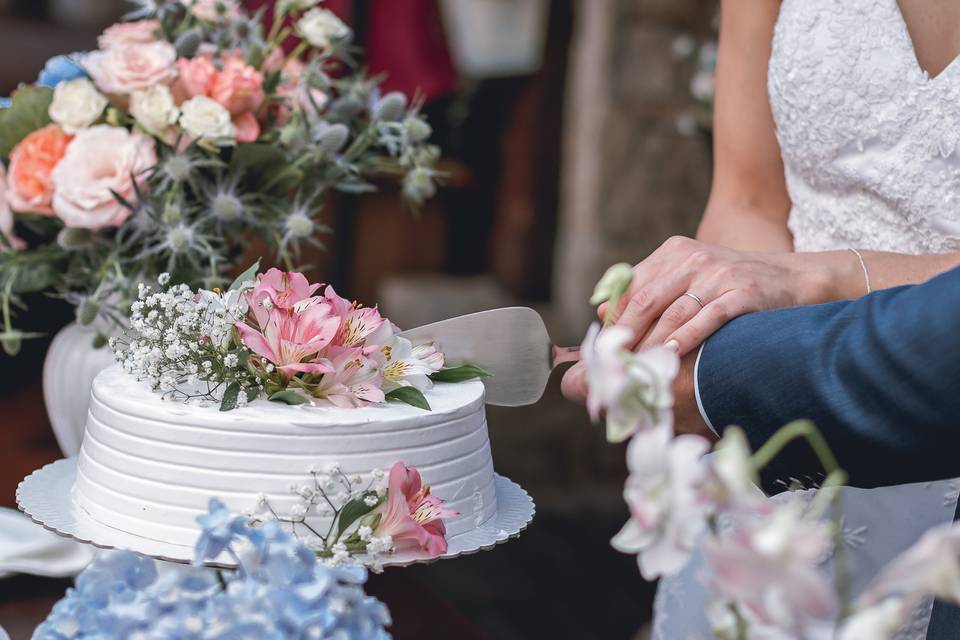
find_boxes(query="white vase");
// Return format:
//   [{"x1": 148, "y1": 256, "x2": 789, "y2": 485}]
[{"x1": 42, "y1": 323, "x2": 117, "y2": 457}]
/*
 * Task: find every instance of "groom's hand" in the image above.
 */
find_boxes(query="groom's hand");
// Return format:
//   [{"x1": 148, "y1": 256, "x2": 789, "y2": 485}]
[{"x1": 560, "y1": 350, "x2": 714, "y2": 442}]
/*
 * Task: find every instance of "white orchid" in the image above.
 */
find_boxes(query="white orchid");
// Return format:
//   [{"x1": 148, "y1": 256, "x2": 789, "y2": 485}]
[
  {"x1": 581, "y1": 322, "x2": 679, "y2": 442},
  {"x1": 705, "y1": 426, "x2": 764, "y2": 509},
  {"x1": 611, "y1": 424, "x2": 711, "y2": 579},
  {"x1": 837, "y1": 598, "x2": 908, "y2": 640},
  {"x1": 703, "y1": 500, "x2": 836, "y2": 636}
]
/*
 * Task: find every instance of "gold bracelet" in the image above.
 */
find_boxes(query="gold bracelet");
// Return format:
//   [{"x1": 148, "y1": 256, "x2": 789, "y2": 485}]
[{"x1": 848, "y1": 247, "x2": 871, "y2": 295}]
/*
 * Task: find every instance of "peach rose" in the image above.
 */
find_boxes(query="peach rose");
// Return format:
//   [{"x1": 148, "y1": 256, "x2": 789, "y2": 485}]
[
  {"x1": 97, "y1": 19, "x2": 161, "y2": 49},
  {"x1": 51, "y1": 126, "x2": 157, "y2": 229},
  {"x1": 0, "y1": 165, "x2": 24, "y2": 250},
  {"x1": 210, "y1": 56, "x2": 265, "y2": 115},
  {"x1": 7, "y1": 124, "x2": 73, "y2": 215},
  {"x1": 85, "y1": 41, "x2": 177, "y2": 95},
  {"x1": 174, "y1": 56, "x2": 217, "y2": 101}
]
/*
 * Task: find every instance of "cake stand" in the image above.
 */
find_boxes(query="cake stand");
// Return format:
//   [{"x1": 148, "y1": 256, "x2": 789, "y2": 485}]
[{"x1": 17, "y1": 458, "x2": 535, "y2": 569}]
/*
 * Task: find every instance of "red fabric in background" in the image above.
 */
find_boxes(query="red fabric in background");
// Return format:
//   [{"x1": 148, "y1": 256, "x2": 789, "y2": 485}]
[{"x1": 244, "y1": 0, "x2": 458, "y2": 103}]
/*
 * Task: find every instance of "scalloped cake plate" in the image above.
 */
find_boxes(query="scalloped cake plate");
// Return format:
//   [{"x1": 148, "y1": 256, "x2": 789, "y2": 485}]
[{"x1": 17, "y1": 458, "x2": 535, "y2": 569}]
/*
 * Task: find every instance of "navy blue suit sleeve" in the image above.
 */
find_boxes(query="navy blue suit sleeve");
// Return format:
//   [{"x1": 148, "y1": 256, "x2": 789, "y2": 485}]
[{"x1": 697, "y1": 267, "x2": 960, "y2": 489}]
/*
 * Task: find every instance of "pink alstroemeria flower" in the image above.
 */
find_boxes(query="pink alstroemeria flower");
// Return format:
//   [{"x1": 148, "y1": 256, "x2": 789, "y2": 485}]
[
  {"x1": 311, "y1": 346, "x2": 385, "y2": 408},
  {"x1": 374, "y1": 462, "x2": 458, "y2": 556},
  {"x1": 323, "y1": 285, "x2": 385, "y2": 348},
  {"x1": 247, "y1": 268, "x2": 322, "y2": 325},
  {"x1": 236, "y1": 271, "x2": 339, "y2": 377}
]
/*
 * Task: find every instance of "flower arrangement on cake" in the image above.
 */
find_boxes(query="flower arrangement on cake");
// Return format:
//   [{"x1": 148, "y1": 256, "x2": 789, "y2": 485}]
[
  {"x1": 34, "y1": 499, "x2": 393, "y2": 639},
  {"x1": 0, "y1": 0, "x2": 440, "y2": 355},
  {"x1": 111, "y1": 265, "x2": 489, "y2": 411},
  {"x1": 583, "y1": 264, "x2": 960, "y2": 639}
]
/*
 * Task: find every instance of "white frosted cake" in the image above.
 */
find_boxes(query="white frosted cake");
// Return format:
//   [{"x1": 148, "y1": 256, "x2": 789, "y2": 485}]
[{"x1": 73, "y1": 365, "x2": 497, "y2": 549}]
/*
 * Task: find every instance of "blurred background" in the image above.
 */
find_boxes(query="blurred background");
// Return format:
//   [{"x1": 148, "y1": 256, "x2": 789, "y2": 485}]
[{"x1": 0, "y1": 1, "x2": 717, "y2": 638}]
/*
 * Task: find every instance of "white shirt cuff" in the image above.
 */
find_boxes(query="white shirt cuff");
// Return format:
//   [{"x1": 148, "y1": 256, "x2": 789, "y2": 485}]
[{"x1": 693, "y1": 342, "x2": 718, "y2": 437}]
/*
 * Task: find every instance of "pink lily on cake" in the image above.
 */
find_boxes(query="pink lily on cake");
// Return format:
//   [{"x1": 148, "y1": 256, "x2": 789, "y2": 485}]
[
  {"x1": 311, "y1": 347, "x2": 385, "y2": 408},
  {"x1": 324, "y1": 285, "x2": 386, "y2": 348},
  {"x1": 236, "y1": 281, "x2": 339, "y2": 377},
  {"x1": 374, "y1": 462, "x2": 458, "y2": 556},
  {"x1": 367, "y1": 323, "x2": 444, "y2": 392}
]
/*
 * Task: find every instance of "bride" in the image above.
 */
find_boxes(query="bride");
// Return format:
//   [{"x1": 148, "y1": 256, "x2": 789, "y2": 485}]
[{"x1": 565, "y1": 0, "x2": 960, "y2": 637}]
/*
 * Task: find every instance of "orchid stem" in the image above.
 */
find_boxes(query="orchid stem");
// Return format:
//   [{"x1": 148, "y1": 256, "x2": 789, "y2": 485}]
[{"x1": 750, "y1": 420, "x2": 843, "y2": 479}]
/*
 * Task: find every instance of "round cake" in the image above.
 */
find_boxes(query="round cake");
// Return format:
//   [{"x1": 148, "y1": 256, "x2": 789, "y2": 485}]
[{"x1": 73, "y1": 365, "x2": 497, "y2": 549}]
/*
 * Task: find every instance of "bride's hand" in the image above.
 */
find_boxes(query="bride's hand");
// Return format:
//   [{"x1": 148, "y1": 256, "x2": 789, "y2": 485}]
[{"x1": 601, "y1": 236, "x2": 842, "y2": 356}]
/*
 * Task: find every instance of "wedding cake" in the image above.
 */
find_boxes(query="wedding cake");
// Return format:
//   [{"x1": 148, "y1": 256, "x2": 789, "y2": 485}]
[
  {"x1": 69, "y1": 267, "x2": 499, "y2": 561},
  {"x1": 73, "y1": 366, "x2": 496, "y2": 550}
]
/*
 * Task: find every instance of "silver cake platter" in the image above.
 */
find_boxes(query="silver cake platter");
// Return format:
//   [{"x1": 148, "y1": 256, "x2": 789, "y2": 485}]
[{"x1": 17, "y1": 458, "x2": 535, "y2": 569}]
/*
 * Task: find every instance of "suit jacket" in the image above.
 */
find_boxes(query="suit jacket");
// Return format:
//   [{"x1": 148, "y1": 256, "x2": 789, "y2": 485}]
[{"x1": 697, "y1": 266, "x2": 960, "y2": 489}]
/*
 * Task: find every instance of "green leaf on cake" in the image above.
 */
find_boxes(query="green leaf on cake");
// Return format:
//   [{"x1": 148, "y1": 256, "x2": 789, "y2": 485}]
[
  {"x1": 430, "y1": 364, "x2": 492, "y2": 383},
  {"x1": 229, "y1": 259, "x2": 261, "y2": 291},
  {"x1": 0, "y1": 86, "x2": 54, "y2": 158},
  {"x1": 268, "y1": 390, "x2": 309, "y2": 405},
  {"x1": 220, "y1": 382, "x2": 241, "y2": 411},
  {"x1": 336, "y1": 493, "x2": 381, "y2": 541},
  {"x1": 385, "y1": 386, "x2": 431, "y2": 411}
]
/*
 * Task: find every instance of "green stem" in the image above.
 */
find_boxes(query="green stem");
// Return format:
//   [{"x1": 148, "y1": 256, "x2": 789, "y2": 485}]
[
  {"x1": 283, "y1": 40, "x2": 309, "y2": 68},
  {"x1": 750, "y1": 420, "x2": 841, "y2": 477}
]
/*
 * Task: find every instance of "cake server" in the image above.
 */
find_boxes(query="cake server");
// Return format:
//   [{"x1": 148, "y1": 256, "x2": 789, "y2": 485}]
[{"x1": 398, "y1": 307, "x2": 580, "y2": 407}]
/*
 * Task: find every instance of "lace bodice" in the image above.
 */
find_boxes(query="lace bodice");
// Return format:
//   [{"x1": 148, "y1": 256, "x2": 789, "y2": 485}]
[{"x1": 770, "y1": 0, "x2": 960, "y2": 253}]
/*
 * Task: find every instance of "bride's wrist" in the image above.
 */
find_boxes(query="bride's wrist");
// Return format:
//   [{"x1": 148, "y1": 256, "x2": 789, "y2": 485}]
[{"x1": 777, "y1": 251, "x2": 865, "y2": 305}]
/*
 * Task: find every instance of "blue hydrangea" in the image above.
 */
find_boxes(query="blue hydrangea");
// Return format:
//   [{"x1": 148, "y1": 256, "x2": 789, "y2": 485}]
[
  {"x1": 33, "y1": 500, "x2": 392, "y2": 639},
  {"x1": 36, "y1": 55, "x2": 87, "y2": 88}
]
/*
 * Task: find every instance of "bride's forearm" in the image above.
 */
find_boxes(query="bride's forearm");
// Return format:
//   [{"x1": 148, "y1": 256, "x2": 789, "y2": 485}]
[
  {"x1": 780, "y1": 250, "x2": 960, "y2": 304},
  {"x1": 697, "y1": 205, "x2": 794, "y2": 253}
]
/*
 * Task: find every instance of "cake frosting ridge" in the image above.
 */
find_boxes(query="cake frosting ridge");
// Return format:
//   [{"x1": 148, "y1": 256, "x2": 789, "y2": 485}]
[{"x1": 73, "y1": 365, "x2": 497, "y2": 552}]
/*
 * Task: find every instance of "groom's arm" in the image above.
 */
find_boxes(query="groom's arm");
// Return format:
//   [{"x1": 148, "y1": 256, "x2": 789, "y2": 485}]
[{"x1": 695, "y1": 267, "x2": 960, "y2": 489}]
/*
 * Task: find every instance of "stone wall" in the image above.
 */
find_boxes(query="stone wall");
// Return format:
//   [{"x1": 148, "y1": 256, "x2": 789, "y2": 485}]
[{"x1": 553, "y1": 0, "x2": 715, "y2": 342}]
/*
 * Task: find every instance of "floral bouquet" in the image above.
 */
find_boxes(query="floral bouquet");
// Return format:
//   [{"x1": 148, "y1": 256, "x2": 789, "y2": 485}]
[
  {"x1": 112, "y1": 265, "x2": 488, "y2": 411},
  {"x1": 0, "y1": 0, "x2": 440, "y2": 355},
  {"x1": 583, "y1": 264, "x2": 960, "y2": 640},
  {"x1": 33, "y1": 499, "x2": 393, "y2": 639}
]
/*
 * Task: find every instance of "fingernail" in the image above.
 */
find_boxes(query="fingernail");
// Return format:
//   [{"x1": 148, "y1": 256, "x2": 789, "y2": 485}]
[{"x1": 665, "y1": 339, "x2": 680, "y2": 352}]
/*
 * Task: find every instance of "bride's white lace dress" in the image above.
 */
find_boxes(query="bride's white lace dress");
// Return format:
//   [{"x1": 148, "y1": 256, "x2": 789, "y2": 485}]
[{"x1": 653, "y1": 0, "x2": 960, "y2": 637}]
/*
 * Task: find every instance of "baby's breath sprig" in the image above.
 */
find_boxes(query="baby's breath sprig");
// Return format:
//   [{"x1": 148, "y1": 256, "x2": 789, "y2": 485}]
[{"x1": 110, "y1": 273, "x2": 262, "y2": 409}]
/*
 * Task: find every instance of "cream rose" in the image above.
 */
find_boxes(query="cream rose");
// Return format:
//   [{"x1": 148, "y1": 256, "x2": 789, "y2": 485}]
[
  {"x1": 84, "y1": 41, "x2": 177, "y2": 95},
  {"x1": 179, "y1": 96, "x2": 235, "y2": 141},
  {"x1": 296, "y1": 8, "x2": 350, "y2": 50},
  {"x1": 180, "y1": 0, "x2": 242, "y2": 22},
  {"x1": 130, "y1": 85, "x2": 180, "y2": 143},
  {"x1": 51, "y1": 125, "x2": 157, "y2": 229},
  {"x1": 48, "y1": 78, "x2": 109, "y2": 133}
]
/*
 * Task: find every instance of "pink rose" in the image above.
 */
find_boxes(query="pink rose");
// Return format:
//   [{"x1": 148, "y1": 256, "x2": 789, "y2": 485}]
[
  {"x1": 97, "y1": 20, "x2": 161, "y2": 49},
  {"x1": 51, "y1": 125, "x2": 157, "y2": 229},
  {"x1": 210, "y1": 56, "x2": 264, "y2": 115},
  {"x1": 85, "y1": 41, "x2": 177, "y2": 95},
  {"x1": 0, "y1": 165, "x2": 24, "y2": 250},
  {"x1": 174, "y1": 55, "x2": 264, "y2": 143},
  {"x1": 174, "y1": 56, "x2": 217, "y2": 101}
]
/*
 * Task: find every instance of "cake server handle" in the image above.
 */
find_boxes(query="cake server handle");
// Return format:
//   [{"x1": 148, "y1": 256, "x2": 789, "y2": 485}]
[{"x1": 551, "y1": 345, "x2": 581, "y2": 368}]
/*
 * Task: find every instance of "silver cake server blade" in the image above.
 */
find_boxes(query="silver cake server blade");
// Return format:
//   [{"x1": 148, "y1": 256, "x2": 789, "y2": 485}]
[{"x1": 398, "y1": 307, "x2": 580, "y2": 407}]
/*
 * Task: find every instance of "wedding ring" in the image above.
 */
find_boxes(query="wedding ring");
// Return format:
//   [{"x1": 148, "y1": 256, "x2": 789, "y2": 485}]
[{"x1": 683, "y1": 292, "x2": 705, "y2": 308}]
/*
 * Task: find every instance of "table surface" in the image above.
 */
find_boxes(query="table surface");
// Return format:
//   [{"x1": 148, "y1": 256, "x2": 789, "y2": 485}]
[{"x1": 0, "y1": 383, "x2": 490, "y2": 640}]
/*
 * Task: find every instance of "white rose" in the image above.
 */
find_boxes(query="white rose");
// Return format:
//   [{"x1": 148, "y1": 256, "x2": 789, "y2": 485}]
[
  {"x1": 48, "y1": 78, "x2": 109, "y2": 133},
  {"x1": 84, "y1": 41, "x2": 177, "y2": 95},
  {"x1": 0, "y1": 164, "x2": 23, "y2": 250},
  {"x1": 297, "y1": 8, "x2": 351, "y2": 50},
  {"x1": 179, "y1": 96, "x2": 235, "y2": 141},
  {"x1": 130, "y1": 85, "x2": 180, "y2": 143},
  {"x1": 51, "y1": 125, "x2": 157, "y2": 229}
]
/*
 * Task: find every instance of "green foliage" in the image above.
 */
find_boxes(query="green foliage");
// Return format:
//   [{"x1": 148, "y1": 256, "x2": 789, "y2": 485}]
[
  {"x1": 220, "y1": 382, "x2": 241, "y2": 411},
  {"x1": 229, "y1": 259, "x2": 261, "y2": 291},
  {"x1": 0, "y1": 86, "x2": 54, "y2": 158},
  {"x1": 336, "y1": 493, "x2": 381, "y2": 541},
  {"x1": 268, "y1": 390, "x2": 309, "y2": 405},
  {"x1": 430, "y1": 364, "x2": 491, "y2": 383},
  {"x1": 385, "y1": 386, "x2": 431, "y2": 411}
]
